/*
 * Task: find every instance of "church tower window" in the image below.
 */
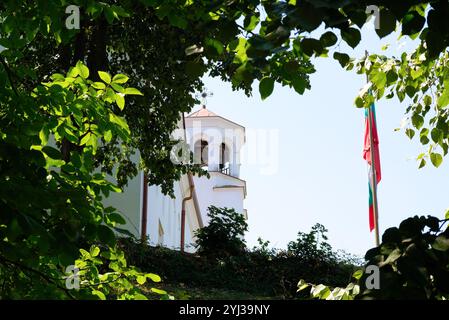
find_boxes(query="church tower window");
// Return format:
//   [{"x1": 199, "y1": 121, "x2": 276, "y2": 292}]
[{"x1": 194, "y1": 139, "x2": 209, "y2": 168}]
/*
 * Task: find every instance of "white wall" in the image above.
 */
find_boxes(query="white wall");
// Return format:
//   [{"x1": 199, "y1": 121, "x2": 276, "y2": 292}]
[
  {"x1": 147, "y1": 183, "x2": 182, "y2": 250},
  {"x1": 193, "y1": 172, "x2": 245, "y2": 225},
  {"x1": 146, "y1": 180, "x2": 197, "y2": 252},
  {"x1": 102, "y1": 157, "x2": 142, "y2": 238}
]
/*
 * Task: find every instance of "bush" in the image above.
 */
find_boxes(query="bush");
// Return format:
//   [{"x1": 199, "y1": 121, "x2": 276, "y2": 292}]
[{"x1": 194, "y1": 206, "x2": 248, "y2": 258}]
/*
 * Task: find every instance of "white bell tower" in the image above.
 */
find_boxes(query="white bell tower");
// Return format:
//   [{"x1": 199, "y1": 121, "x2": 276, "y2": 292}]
[{"x1": 185, "y1": 99, "x2": 247, "y2": 224}]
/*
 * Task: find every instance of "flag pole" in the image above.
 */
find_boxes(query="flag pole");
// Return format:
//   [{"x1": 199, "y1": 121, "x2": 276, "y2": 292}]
[{"x1": 365, "y1": 50, "x2": 381, "y2": 247}]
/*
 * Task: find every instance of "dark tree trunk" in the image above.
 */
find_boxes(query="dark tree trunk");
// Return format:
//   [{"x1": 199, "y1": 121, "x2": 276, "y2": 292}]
[{"x1": 87, "y1": 17, "x2": 109, "y2": 81}]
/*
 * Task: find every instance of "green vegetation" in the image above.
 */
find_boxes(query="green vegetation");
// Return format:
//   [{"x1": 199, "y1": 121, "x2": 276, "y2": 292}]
[
  {"x1": 194, "y1": 206, "x2": 248, "y2": 258},
  {"x1": 299, "y1": 214, "x2": 449, "y2": 300},
  {"x1": 122, "y1": 207, "x2": 360, "y2": 300}
]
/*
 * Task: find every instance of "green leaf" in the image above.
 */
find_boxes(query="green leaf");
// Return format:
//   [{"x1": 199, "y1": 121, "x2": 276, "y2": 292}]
[
  {"x1": 402, "y1": 11, "x2": 425, "y2": 36},
  {"x1": 76, "y1": 61, "x2": 89, "y2": 79},
  {"x1": 185, "y1": 61, "x2": 206, "y2": 78},
  {"x1": 92, "y1": 290, "x2": 106, "y2": 300},
  {"x1": 375, "y1": 8, "x2": 397, "y2": 38},
  {"x1": 124, "y1": 87, "x2": 143, "y2": 96},
  {"x1": 259, "y1": 77, "x2": 274, "y2": 100},
  {"x1": 341, "y1": 28, "x2": 361, "y2": 48},
  {"x1": 111, "y1": 83, "x2": 125, "y2": 94},
  {"x1": 98, "y1": 71, "x2": 111, "y2": 84},
  {"x1": 319, "y1": 31, "x2": 338, "y2": 47},
  {"x1": 418, "y1": 158, "x2": 426, "y2": 169},
  {"x1": 411, "y1": 114, "x2": 424, "y2": 130},
  {"x1": 355, "y1": 96, "x2": 365, "y2": 108},
  {"x1": 424, "y1": 95, "x2": 432, "y2": 106},
  {"x1": 352, "y1": 269, "x2": 363, "y2": 280},
  {"x1": 67, "y1": 66, "x2": 79, "y2": 78},
  {"x1": 137, "y1": 275, "x2": 146, "y2": 285},
  {"x1": 80, "y1": 132, "x2": 92, "y2": 146},
  {"x1": 432, "y1": 236, "x2": 449, "y2": 251},
  {"x1": 80, "y1": 249, "x2": 91, "y2": 259},
  {"x1": 370, "y1": 70, "x2": 387, "y2": 89},
  {"x1": 300, "y1": 38, "x2": 323, "y2": 56},
  {"x1": 104, "y1": 6, "x2": 118, "y2": 24},
  {"x1": 244, "y1": 15, "x2": 259, "y2": 32},
  {"x1": 151, "y1": 288, "x2": 167, "y2": 295},
  {"x1": 104, "y1": 130, "x2": 113, "y2": 142},
  {"x1": 382, "y1": 248, "x2": 402, "y2": 265},
  {"x1": 109, "y1": 113, "x2": 130, "y2": 133},
  {"x1": 92, "y1": 82, "x2": 106, "y2": 90},
  {"x1": 405, "y1": 128, "x2": 415, "y2": 139},
  {"x1": 111, "y1": 5, "x2": 130, "y2": 18},
  {"x1": 420, "y1": 135, "x2": 429, "y2": 145},
  {"x1": 115, "y1": 94, "x2": 125, "y2": 110},
  {"x1": 90, "y1": 246, "x2": 100, "y2": 257},
  {"x1": 431, "y1": 128, "x2": 442, "y2": 143},
  {"x1": 333, "y1": 52, "x2": 350, "y2": 68},
  {"x1": 108, "y1": 212, "x2": 126, "y2": 225},
  {"x1": 112, "y1": 74, "x2": 129, "y2": 84},
  {"x1": 146, "y1": 273, "x2": 161, "y2": 283},
  {"x1": 133, "y1": 293, "x2": 148, "y2": 300},
  {"x1": 205, "y1": 38, "x2": 224, "y2": 55},
  {"x1": 297, "y1": 279, "x2": 309, "y2": 291},
  {"x1": 42, "y1": 146, "x2": 62, "y2": 159},
  {"x1": 39, "y1": 129, "x2": 49, "y2": 145},
  {"x1": 97, "y1": 225, "x2": 116, "y2": 246},
  {"x1": 430, "y1": 152, "x2": 443, "y2": 168},
  {"x1": 291, "y1": 75, "x2": 307, "y2": 95},
  {"x1": 437, "y1": 88, "x2": 449, "y2": 108}
]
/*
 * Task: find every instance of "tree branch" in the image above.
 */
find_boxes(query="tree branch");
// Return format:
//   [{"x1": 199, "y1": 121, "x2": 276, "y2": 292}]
[
  {"x1": 0, "y1": 255, "x2": 77, "y2": 300},
  {"x1": 0, "y1": 56, "x2": 19, "y2": 96}
]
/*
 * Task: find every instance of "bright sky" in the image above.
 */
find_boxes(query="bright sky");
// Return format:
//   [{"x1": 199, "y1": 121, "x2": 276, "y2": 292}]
[{"x1": 201, "y1": 23, "x2": 449, "y2": 256}]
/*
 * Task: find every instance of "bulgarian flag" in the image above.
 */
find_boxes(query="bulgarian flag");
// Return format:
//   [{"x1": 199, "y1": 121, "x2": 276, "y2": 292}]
[{"x1": 363, "y1": 103, "x2": 381, "y2": 231}]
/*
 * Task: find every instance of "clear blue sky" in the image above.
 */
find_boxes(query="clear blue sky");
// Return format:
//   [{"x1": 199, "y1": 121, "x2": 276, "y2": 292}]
[{"x1": 200, "y1": 24, "x2": 449, "y2": 256}]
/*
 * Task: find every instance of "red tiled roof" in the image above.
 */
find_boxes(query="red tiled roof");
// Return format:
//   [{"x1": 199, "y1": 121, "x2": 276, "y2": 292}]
[{"x1": 187, "y1": 107, "x2": 218, "y2": 118}]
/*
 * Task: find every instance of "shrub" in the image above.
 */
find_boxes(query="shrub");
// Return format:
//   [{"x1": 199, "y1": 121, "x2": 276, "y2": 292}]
[{"x1": 194, "y1": 206, "x2": 248, "y2": 258}]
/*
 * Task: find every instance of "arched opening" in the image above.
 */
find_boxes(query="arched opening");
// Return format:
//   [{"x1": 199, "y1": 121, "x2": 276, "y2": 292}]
[
  {"x1": 219, "y1": 142, "x2": 230, "y2": 175},
  {"x1": 194, "y1": 139, "x2": 208, "y2": 168}
]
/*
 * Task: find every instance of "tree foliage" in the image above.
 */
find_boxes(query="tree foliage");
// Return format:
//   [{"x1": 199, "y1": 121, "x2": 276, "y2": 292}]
[
  {"x1": 287, "y1": 223, "x2": 335, "y2": 262},
  {"x1": 194, "y1": 206, "x2": 248, "y2": 258},
  {"x1": 299, "y1": 213, "x2": 449, "y2": 300},
  {"x1": 359, "y1": 215, "x2": 449, "y2": 299},
  {"x1": 0, "y1": 59, "x2": 165, "y2": 299}
]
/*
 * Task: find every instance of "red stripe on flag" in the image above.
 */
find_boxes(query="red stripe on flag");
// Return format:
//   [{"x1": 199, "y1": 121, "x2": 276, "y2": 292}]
[
  {"x1": 363, "y1": 106, "x2": 381, "y2": 183},
  {"x1": 368, "y1": 182, "x2": 375, "y2": 231},
  {"x1": 369, "y1": 204, "x2": 375, "y2": 231}
]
